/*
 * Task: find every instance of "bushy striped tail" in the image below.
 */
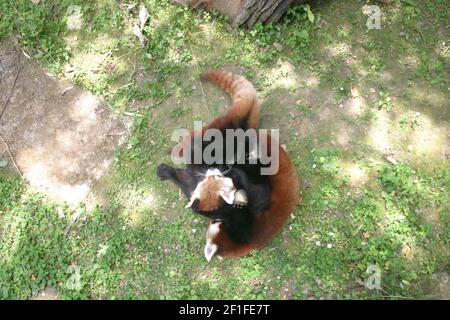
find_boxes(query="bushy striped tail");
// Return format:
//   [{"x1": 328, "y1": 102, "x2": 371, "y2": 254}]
[{"x1": 201, "y1": 70, "x2": 260, "y2": 129}]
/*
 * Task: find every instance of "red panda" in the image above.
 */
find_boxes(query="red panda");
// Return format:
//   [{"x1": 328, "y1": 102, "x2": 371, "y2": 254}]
[{"x1": 157, "y1": 70, "x2": 300, "y2": 261}]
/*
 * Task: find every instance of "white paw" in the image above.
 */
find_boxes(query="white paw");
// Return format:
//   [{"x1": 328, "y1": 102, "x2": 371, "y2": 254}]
[{"x1": 232, "y1": 189, "x2": 248, "y2": 208}]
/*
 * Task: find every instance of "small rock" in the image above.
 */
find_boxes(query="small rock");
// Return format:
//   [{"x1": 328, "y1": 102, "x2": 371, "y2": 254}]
[
  {"x1": 273, "y1": 42, "x2": 283, "y2": 51},
  {"x1": 386, "y1": 156, "x2": 398, "y2": 164}
]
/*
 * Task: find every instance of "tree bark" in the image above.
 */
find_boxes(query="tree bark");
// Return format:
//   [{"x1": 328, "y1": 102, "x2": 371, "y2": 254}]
[
  {"x1": 171, "y1": 0, "x2": 309, "y2": 29},
  {"x1": 232, "y1": 0, "x2": 296, "y2": 28}
]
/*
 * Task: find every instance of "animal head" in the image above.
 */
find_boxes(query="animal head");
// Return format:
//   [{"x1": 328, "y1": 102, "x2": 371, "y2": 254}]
[
  {"x1": 184, "y1": 168, "x2": 249, "y2": 262},
  {"x1": 186, "y1": 169, "x2": 237, "y2": 212}
]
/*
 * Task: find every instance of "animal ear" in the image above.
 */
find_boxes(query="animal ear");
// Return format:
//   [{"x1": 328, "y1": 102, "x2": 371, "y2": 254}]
[
  {"x1": 219, "y1": 189, "x2": 235, "y2": 204},
  {"x1": 204, "y1": 242, "x2": 218, "y2": 262}
]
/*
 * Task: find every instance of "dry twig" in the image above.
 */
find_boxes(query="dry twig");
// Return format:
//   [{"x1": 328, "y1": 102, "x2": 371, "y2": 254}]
[{"x1": 0, "y1": 46, "x2": 22, "y2": 121}]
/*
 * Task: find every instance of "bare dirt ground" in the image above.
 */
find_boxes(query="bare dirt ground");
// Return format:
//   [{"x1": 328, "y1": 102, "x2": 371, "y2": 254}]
[
  {"x1": 0, "y1": 0, "x2": 448, "y2": 299},
  {"x1": 30, "y1": 286, "x2": 60, "y2": 300},
  {"x1": 0, "y1": 39, "x2": 130, "y2": 205}
]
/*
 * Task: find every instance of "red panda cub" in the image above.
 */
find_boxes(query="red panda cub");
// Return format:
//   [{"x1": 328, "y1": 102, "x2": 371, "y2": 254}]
[{"x1": 157, "y1": 70, "x2": 300, "y2": 261}]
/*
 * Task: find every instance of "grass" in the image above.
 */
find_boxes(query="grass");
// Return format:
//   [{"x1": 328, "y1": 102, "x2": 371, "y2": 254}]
[{"x1": 0, "y1": 0, "x2": 449, "y2": 299}]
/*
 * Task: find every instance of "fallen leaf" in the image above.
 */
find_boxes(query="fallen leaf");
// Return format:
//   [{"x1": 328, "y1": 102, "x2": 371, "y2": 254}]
[
  {"x1": 139, "y1": 4, "x2": 149, "y2": 31},
  {"x1": 133, "y1": 24, "x2": 148, "y2": 46},
  {"x1": 386, "y1": 156, "x2": 398, "y2": 164},
  {"x1": 60, "y1": 86, "x2": 74, "y2": 96},
  {"x1": 401, "y1": 242, "x2": 412, "y2": 259},
  {"x1": 97, "y1": 244, "x2": 109, "y2": 256},
  {"x1": 126, "y1": 3, "x2": 137, "y2": 12}
]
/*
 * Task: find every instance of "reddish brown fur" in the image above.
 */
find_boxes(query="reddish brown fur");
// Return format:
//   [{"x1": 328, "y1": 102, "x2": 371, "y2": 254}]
[
  {"x1": 173, "y1": 71, "x2": 260, "y2": 158},
  {"x1": 177, "y1": 70, "x2": 300, "y2": 257},
  {"x1": 196, "y1": 176, "x2": 225, "y2": 212},
  {"x1": 201, "y1": 71, "x2": 261, "y2": 130}
]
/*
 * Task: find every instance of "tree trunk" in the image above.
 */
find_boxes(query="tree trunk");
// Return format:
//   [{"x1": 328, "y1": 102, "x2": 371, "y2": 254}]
[{"x1": 171, "y1": 0, "x2": 308, "y2": 28}]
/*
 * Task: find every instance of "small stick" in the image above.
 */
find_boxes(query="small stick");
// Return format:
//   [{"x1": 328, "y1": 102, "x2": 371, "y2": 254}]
[
  {"x1": 97, "y1": 101, "x2": 114, "y2": 113},
  {"x1": 0, "y1": 133, "x2": 23, "y2": 179},
  {"x1": 60, "y1": 85, "x2": 75, "y2": 96},
  {"x1": 122, "y1": 111, "x2": 143, "y2": 117},
  {"x1": 64, "y1": 215, "x2": 79, "y2": 236},
  {"x1": 106, "y1": 133, "x2": 125, "y2": 136},
  {"x1": 0, "y1": 49, "x2": 22, "y2": 121},
  {"x1": 198, "y1": 72, "x2": 209, "y2": 113},
  {"x1": 400, "y1": 0, "x2": 420, "y2": 9},
  {"x1": 188, "y1": 43, "x2": 209, "y2": 113},
  {"x1": 112, "y1": 47, "x2": 141, "y2": 63}
]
